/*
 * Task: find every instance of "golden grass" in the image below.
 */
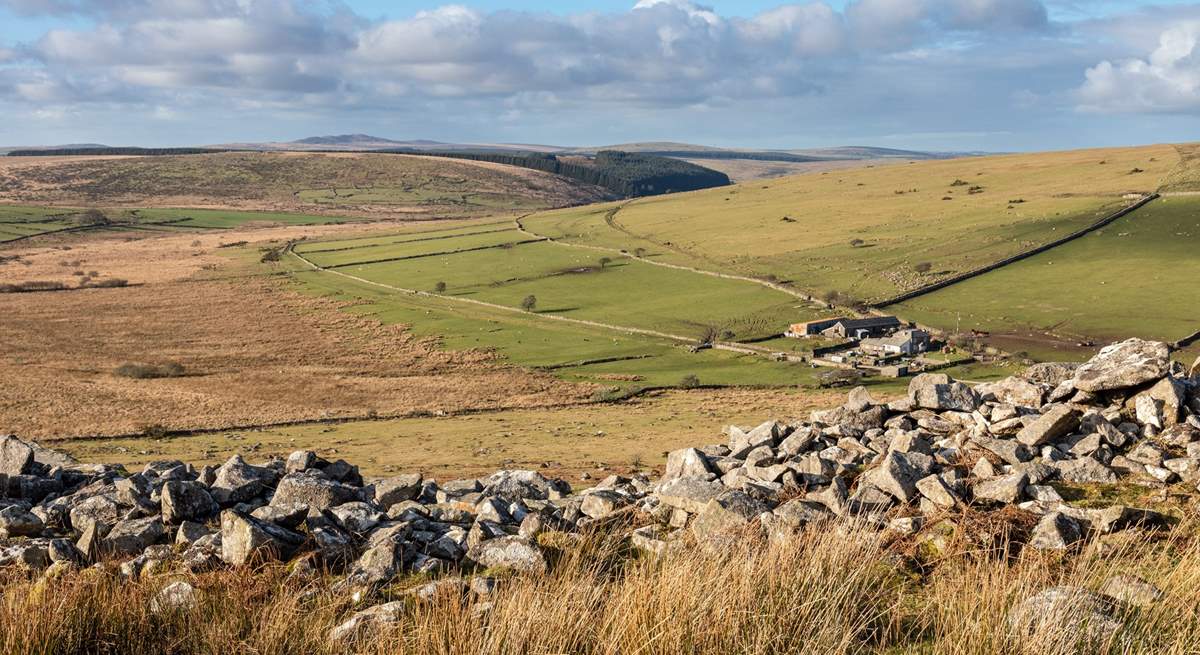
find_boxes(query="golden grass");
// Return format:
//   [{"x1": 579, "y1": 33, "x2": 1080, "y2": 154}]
[
  {"x1": 4, "y1": 519, "x2": 1200, "y2": 654},
  {"x1": 529, "y1": 143, "x2": 1182, "y2": 301}
]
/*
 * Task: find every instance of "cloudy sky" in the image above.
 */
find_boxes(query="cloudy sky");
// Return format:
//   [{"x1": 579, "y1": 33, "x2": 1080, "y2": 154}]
[{"x1": 0, "y1": 0, "x2": 1197, "y2": 151}]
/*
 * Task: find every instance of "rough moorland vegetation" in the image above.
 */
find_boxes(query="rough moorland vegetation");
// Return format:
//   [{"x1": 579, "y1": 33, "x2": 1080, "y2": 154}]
[{"x1": 1, "y1": 339, "x2": 1198, "y2": 652}]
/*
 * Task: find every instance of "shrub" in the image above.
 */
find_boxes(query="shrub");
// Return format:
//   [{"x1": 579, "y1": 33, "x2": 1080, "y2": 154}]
[
  {"x1": 599, "y1": 257, "x2": 612, "y2": 268},
  {"x1": 260, "y1": 248, "x2": 282, "y2": 263},
  {"x1": 914, "y1": 262, "x2": 933, "y2": 273},
  {"x1": 849, "y1": 239, "x2": 865, "y2": 248},
  {"x1": 520, "y1": 295, "x2": 537, "y2": 312},
  {"x1": 75, "y1": 209, "x2": 110, "y2": 226},
  {"x1": 434, "y1": 281, "x2": 447, "y2": 293},
  {"x1": 0, "y1": 280, "x2": 67, "y2": 293},
  {"x1": 114, "y1": 361, "x2": 187, "y2": 380},
  {"x1": 82, "y1": 278, "x2": 129, "y2": 289},
  {"x1": 679, "y1": 374, "x2": 701, "y2": 389}
]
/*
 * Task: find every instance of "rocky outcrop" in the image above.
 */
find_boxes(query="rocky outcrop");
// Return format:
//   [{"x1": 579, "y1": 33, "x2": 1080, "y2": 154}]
[{"x1": 0, "y1": 337, "x2": 1194, "y2": 633}]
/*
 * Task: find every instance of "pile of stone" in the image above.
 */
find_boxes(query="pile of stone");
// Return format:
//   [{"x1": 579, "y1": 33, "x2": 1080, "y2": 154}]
[
  {"x1": 642, "y1": 338, "x2": 1197, "y2": 553},
  {"x1": 0, "y1": 338, "x2": 1196, "y2": 637}
]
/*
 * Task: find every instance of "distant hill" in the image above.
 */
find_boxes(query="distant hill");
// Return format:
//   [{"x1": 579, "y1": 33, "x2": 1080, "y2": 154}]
[{"x1": 0, "y1": 143, "x2": 108, "y2": 155}]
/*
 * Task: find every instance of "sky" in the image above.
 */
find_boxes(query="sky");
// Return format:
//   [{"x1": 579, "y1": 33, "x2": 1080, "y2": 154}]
[{"x1": 0, "y1": 0, "x2": 1198, "y2": 151}]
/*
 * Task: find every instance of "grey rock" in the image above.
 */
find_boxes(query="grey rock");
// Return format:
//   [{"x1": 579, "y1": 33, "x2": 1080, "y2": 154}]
[
  {"x1": 1016, "y1": 405, "x2": 1080, "y2": 447},
  {"x1": 1055, "y1": 458, "x2": 1118, "y2": 484},
  {"x1": 1099, "y1": 575, "x2": 1163, "y2": 607},
  {"x1": 104, "y1": 516, "x2": 164, "y2": 557},
  {"x1": 0, "y1": 435, "x2": 34, "y2": 476},
  {"x1": 219, "y1": 510, "x2": 305, "y2": 566},
  {"x1": 580, "y1": 490, "x2": 629, "y2": 519},
  {"x1": 973, "y1": 472, "x2": 1028, "y2": 504},
  {"x1": 1009, "y1": 586, "x2": 1122, "y2": 644},
  {"x1": 1073, "y1": 338, "x2": 1171, "y2": 393},
  {"x1": 150, "y1": 581, "x2": 197, "y2": 614},
  {"x1": 465, "y1": 536, "x2": 547, "y2": 574},
  {"x1": 663, "y1": 447, "x2": 713, "y2": 480},
  {"x1": 373, "y1": 474, "x2": 423, "y2": 509},
  {"x1": 271, "y1": 471, "x2": 359, "y2": 510},
  {"x1": 1028, "y1": 512, "x2": 1082, "y2": 550},
  {"x1": 1022, "y1": 362, "x2": 1080, "y2": 387},
  {"x1": 690, "y1": 490, "x2": 769, "y2": 539},
  {"x1": 329, "y1": 601, "x2": 406, "y2": 645},
  {"x1": 908, "y1": 373, "x2": 980, "y2": 412},
  {"x1": 915, "y1": 474, "x2": 960, "y2": 508},
  {"x1": 0, "y1": 504, "x2": 44, "y2": 537},
  {"x1": 862, "y1": 450, "x2": 933, "y2": 502},
  {"x1": 161, "y1": 481, "x2": 218, "y2": 524},
  {"x1": 210, "y1": 455, "x2": 276, "y2": 505},
  {"x1": 656, "y1": 476, "x2": 725, "y2": 514}
]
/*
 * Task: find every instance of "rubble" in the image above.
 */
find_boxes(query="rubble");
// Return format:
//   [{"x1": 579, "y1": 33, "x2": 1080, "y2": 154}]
[{"x1": 0, "y1": 338, "x2": 1194, "y2": 630}]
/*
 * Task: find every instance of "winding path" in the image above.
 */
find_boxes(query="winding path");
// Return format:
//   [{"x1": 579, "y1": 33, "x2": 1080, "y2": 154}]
[{"x1": 287, "y1": 243, "x2": 775, "y2": 357}]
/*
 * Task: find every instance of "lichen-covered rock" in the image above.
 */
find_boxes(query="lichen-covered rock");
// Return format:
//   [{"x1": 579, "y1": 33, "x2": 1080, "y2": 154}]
[
  {"x1": 161, "y1": 481, "x2": 218, "y2": 524},
  {"x1": 1073, "y1": 338, "x2": 1171, "y2": 393},
  {"x1": 464, "y1": 536, "x2": 546, "y2": 574},
  {"x1": 219, "y1": 510, "x2": 305, "y2": 566}
]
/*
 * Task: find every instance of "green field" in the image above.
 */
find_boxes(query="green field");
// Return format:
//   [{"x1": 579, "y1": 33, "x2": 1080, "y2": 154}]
[
  {"x1": 321, "y1": 237, "x2": 814, "y2": 341},
  {"x1": 895, "y1": 196, "x2": 1200, "y2": 353},
  {"x1": 301, "y1": 228, "x2": 536, "y2": 268},
  {"x1": 523, "y1": 144, "x2": 1183, "y2": 303},
  {"x1": 289, "y1": 224, "x2": 1009, "y2": 391},
  {"x1": 0, "y1": 205, "x2": 81, "y2": 242}
]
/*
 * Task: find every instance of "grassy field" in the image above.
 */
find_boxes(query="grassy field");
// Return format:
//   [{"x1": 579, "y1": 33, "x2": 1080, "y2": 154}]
[
  {"x1": 301, "y1": 228, "x2": 537, "y2": 268},
  {"x1": 894, "y1": 196, "x2": 1200, "y2": 356},
  {"x1": 319, "y1": 236, "x2": 815, "y2": 341},
  {"x1": 290, "y1": 225, "x2": 1011, "y2": 393},
  {"x1": 524, "y1": 144, "x2": 1181, "y2": 303},
  {"x1": 57, "y1": 388, "x2": 848, "y2": 481}
]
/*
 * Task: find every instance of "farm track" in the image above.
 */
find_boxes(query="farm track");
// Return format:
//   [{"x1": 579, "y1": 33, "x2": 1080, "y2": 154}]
[
  {"x1": 513, "y1": 212, "x2": 835, "y2": 310},
  {"x1": 288, "y1": 242, "x2": 777, "y2": 357}
]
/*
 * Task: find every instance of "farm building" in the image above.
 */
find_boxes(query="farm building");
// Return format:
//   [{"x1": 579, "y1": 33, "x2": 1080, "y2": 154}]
[
  {"x1": 859, "y1": 328, "x2": 930, "y2": 356},
  {"x1": 822, "y1": 316, "x2": 903, "y2": 340},
  {"x1": 786, "y1": 317, "x2": 846, "y2": 338}
]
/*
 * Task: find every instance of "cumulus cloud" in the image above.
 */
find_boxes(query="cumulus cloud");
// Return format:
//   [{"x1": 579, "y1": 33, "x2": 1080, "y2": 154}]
[
  {"x1": 2, "y1": 0, "x2": 1062, "y2": 112},
  {"x1": 1078, "y1": 20, "x2": 1200, "y2": 113}
]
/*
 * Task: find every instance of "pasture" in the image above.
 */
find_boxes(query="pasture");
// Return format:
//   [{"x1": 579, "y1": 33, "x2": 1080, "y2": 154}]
[
  {"x1": 291, "y1": 225, "x2": 1010, "y2": 393},
  {"x1": 894, "y1": 196, "x2": 1200, "y2": 356},
  {"x1": 305, "y1": 234, "x2": 817, "y2": 341},
  {"x1": 524, "y1": 144, "x2": 1181, "y2": 303}
]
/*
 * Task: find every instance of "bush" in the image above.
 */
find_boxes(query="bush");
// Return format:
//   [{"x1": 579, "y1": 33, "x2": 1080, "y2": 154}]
[
  {"x1": 520, "y1": 295, "x2": 537, "y2": 312},
  {"x1": 914, "y1": 262, "x2": 933, "y2": 273},
  {"x1": 114, "y1": 361, "x2": 187, "y2": 380},
  {"x1": 260, "y1": 248, "x2": 282, "y2": 263},
  {"x1": 679, "y1": 374, "x2": 701, "y2": 389},
  {"x1": 434, "y1": 281, "x2": 447, "y2": 293},
  {"x1": 81, "y1": 278, "x2": 129, "y2": 289},
  {"x1": 0, "y1": 280, "x2": 67, "y2": 293}
]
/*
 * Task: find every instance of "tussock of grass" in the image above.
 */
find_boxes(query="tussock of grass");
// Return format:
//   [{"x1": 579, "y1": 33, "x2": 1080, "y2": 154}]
[{"x1": 4, "y1": 520, "x2": 1200, "y2": 654}]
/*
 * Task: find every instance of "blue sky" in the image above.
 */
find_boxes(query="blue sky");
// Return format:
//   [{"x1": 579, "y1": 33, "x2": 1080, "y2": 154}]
[{"x1": 2, "y1": 1, "x2": 1198, "y2": 151}]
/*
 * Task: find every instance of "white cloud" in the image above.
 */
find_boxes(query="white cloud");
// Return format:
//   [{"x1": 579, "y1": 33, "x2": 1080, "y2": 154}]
[{"x1": 1078, "y1": 21, "x2": 1200, "y2": 113}]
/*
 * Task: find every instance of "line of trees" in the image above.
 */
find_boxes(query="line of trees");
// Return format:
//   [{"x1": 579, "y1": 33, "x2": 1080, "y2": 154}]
[{"x1": 6, "y1": 147, "x2": 230, "y2": 157}]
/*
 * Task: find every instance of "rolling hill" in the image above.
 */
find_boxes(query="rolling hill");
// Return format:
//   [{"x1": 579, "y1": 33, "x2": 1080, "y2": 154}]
[
  {"x1": 0, "y1": 151, "x2": 609, "y2": 219},
  {"x1": 521, "y1": 142, "x2": 1199, "y2": 357}
]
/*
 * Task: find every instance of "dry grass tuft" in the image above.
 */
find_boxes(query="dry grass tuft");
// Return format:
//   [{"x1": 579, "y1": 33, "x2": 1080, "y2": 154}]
[{"x1": 4, "y1": 519, "x2": 1200, "y2": 654}]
